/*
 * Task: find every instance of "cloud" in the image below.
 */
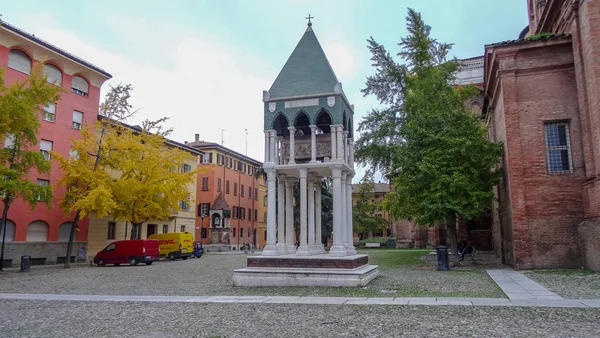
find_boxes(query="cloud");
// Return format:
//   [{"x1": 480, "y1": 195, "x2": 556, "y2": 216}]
[
  {"x1": 21, "y1": 13, "x2": 272, "y2": 162},
  {"x1": 323, "y1": 42, "x2": 356, "y2": 79}
]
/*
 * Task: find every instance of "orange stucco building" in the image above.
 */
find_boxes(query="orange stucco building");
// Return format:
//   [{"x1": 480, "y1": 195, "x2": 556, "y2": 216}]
[{"x1": 186, "y1": 135, "x2": 266, "y2": 250}]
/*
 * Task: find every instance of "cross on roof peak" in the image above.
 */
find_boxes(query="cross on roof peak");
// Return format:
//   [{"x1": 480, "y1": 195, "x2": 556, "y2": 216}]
[{"x1": 306, "y1": 14, "x2": 313, "y2": 27}]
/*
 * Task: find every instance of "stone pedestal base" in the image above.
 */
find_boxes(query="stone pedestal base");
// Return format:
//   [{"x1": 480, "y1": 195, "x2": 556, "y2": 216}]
[{"x1": 233, "y1": 254, "x2": 379, "y2": 287}]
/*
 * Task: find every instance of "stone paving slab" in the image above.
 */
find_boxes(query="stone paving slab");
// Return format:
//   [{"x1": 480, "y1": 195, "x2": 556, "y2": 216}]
[
  {"x1": 487, "y1": 269, "x2": 563, "y2": 300},
  {"x1": 0, "y1": 293, "x2": 597, "y2": 308}
]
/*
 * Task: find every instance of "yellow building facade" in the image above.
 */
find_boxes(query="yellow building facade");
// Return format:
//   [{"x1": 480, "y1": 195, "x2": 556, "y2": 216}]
[{"x1": 87, "y1": 126, "x2": 204, "y2": 257}]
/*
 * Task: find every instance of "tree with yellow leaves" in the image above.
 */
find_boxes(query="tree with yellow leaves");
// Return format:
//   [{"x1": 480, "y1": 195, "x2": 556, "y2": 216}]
[
  {"x1": 105, "y1": 126, "x2": 198, "y2": 239},
  {"x1": 0, "y1": 64, "x2": 62, "y2": 271},
  {"x1": 53, "y1": 84, "x2": 137, "y2": 268}
]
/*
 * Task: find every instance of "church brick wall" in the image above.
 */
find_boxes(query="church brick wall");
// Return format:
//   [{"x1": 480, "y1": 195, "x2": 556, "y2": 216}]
[{"x1": 486, "y1": 39, "x2": 586, "y2": 269}]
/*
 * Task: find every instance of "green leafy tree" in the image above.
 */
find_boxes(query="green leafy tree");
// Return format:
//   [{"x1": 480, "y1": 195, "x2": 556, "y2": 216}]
[
  {"x1": 360, "y1": 9, "x2": 503, "y2": 262},
  {"x1": 352, "y1": 177, "x2": 388, "y2": 238},
  {"x1": 0, "y1": 65, "x2": 62, "y2": 270}
]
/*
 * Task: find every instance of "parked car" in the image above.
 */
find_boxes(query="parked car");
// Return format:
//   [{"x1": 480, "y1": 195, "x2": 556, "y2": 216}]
[
  {"x1": 94, "y1": 240, "x2": 160, "y2": 267},
  {"x1": 193, "y1": 241, "x2": 204, "y2": 258},
  {"x1": 148, "y1": 232, "x2": 194, "y2": 260}
]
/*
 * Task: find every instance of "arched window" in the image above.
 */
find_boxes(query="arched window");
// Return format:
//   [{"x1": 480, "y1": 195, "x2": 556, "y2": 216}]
[
  {"x1": 294, "y1": 112, "x2": 311, "y2": 136},
  {"x1": 0, "y1": 220, "x2": 16, "y2": 242},
  {"x1": 8, "y1": 49, "x2": 32, "y2": 74},
  {"x1": 71, "y1": 76, "x2": 89, "y2": 97},
  {"x1": 316, "y1": 110, "x2": 332, "y2": 134},
  {"x1": 272, "y1": 114, "x2": 290, "y2": 137},
  {"x1": 58, "y1": 222, "x2": 74, "y2": 241},
  {"x1": 43, "y1": 64, "x2": 63, "y2": 86},
  {"x1": 27, "y1": 220, "x2": 49, "y2": 242}
]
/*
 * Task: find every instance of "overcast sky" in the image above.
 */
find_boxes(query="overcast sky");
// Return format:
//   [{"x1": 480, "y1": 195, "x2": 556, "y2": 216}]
[{"x1": 2, "y1": 0, "x2": 528, "y2": 182}]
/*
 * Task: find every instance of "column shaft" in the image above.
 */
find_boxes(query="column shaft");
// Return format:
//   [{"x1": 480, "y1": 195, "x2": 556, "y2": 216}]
[
  {"x1": 285, "y1": 178, "x2": 295, "y2": 253},
  {"x1": 276, "y1": 175, "x2": 285, "y2": 253},
  {"x1": 264, "y1": 131, "x2": 269, "y2": 162},
  {"x1": 307, "y1": 176, "x2": 316, "y2": 248},
  {"x1": 331, "y1": 126, "x2": 337, "y2": 161},
  {"x1": 310, "y1": 125, "x2": 317, "y2": 163},
  {"x1": 336, "y1": 126, "x2": 344, "y2": 161},
  {"x1": 262, "y1": 171, "x2": 278, "y2": 256},
  {"x1": 288, "y1": 127, "x2": 296, "y2": 164},
  {"x1": 315, "y1": 177, "x2": 323, "y2": 251},
  {"x1": 330, "y1": 168, "x2": 346, "y2": 256},
  {"x1": 346, "y1": 176, "x2": 356, "y2": 254},
  {"x1": 340, "y1": 173, "x2": 347, "y2": 247},
  {"x1": 297, "y1": 168, "x2": 309, "y2": 255}
]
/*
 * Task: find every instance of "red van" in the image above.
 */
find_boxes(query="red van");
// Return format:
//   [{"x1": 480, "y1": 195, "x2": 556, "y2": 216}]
[{"x1": 94, "y1": 240, "x2": 160, "y2": 266}]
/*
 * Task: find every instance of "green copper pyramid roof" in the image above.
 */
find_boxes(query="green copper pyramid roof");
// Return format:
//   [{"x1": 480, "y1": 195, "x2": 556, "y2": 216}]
[{"x1": 268, "y1": 25, "x2": 340, "y2": 99}]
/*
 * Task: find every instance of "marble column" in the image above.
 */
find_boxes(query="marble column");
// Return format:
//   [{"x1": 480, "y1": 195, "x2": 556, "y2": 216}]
[
  {"x1": 307, "y1": 175, "x2": 316, "y2": 252},
  {"x1": 340, "y1": 172, "x2": 347, "y2": 248},
  {"x1": 271, "y1": 131, "x2": 277, "y2": 165},
  {"x1": 330, "y1": 167, "x2": 346, "y2": 256},
  {"x1": 267, "y1": 130, "x2": 274, "y2": 163},
  {"x1": 262, "y1": 170, "x2": 278, "y2": 256},
  {"x1": 346, "y1": 174, "x2": 357, "y2": 255},
  {"x1": 276, "y1": 174, "x2": 286, "y2": 254},
  {"x1": 285, "y1": 178, "x2": 296, "y2": 253},
  {"x1": 315, "y1": 176, "x2": 325, "y2": 253},
  {"x1": 343, "y1": 131, "x2": 349, "y2": 163},
  {"x1": 348, "y1": 138, "x2": 355, "y2": 168},
  {"x1": 330, "y1": 126, "x2": 337, "y2": 162},
  {"x1": 288, "y1": 126, "x2": 296, "y2": 164},
  {"x1": 297, "y1": 168, "x2": 309, "y2": 255},
  {"x1": 336, "y1": 126, "x2": 344, "y2": 162},
  {"x1": 310, "y1": 125, "x2": 317, "y2": 163},
  {"x1": 264, "y1": 131, "x2": 270, "y2": 162}
]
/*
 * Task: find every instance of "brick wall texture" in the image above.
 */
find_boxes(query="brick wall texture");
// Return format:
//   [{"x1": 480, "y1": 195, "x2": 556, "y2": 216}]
[{"x1": 485, "y1": 1, "x2": 600, "y2": 270}]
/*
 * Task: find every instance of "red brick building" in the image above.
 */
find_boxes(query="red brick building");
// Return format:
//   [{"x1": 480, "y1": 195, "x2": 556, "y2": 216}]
[
  {"x1": 484, "y1": 0, "x2": 600, "y2": 270},
  {"x1": 0, "y1": 21, "x2": 111, "y2": 266}
]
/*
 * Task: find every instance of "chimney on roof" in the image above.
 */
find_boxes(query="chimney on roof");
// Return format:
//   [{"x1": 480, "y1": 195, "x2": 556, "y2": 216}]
[{"x1": 195, "y1": 134, "x2": 199, "y2": 142}]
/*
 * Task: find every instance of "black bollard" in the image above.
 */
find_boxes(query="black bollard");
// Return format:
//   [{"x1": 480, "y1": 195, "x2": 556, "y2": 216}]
[{"x1": 436, "y1": 246, "x2": 450, "y2": 271}]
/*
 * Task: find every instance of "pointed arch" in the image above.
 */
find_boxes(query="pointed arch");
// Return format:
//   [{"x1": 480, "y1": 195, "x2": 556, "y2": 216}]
[
  {"x1": 293, "y1": 111, "x2": 311, "y2": 136},
  {"x1": 272, "y1": 113, "x2": 290, "y2": 137},
  {"x1": 315, "y1": 109, "x2": 332, "y2": 134}
]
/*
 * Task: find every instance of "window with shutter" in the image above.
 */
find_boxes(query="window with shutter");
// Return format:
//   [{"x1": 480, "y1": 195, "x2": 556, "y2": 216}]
[
  {"x1": 72, "y1": 111, "x2": 83, "y2": 130},
  {"x1": 241, "y1": 184, "x2": 245, "y2": 197},
  {"x1": 43, "y1": 104, "x2": 56, "y2": 122},
  {"x1": 71, "y1": 76, "x2": 89, "y2": 96},
  {"x1": 27, "y1": 221, "x2": 49, "y2": 242},
  {"x1": 8, "y1": 49, "x2": 31, "y2": 74},
  {"x1": 43, "y1": 64, "x2": 62, "y2": 85},
  {"x1": 58, "y1": 222, "x2": 73, "y2": 241},
  {"x1": 40, "y1": 140, "x2": 53, "y2": 160},
  {"x1": 0, "y1": 220, "x2": 16, "y2": 242},
  {"x1": 4, "y1": 134, "x2": 16, "y2": 149}
]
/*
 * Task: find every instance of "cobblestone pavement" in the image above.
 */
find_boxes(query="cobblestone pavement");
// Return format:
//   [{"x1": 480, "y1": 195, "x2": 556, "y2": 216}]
[
  {"x1": 523, "y1": 270, "x2": 600, "y2": 299},
  {"x1": 0, "y1": 251, "x2": 504, "y2": 298},
  {"x1": 1, "y1": 300, "x2": 599, "y2": 338}
]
